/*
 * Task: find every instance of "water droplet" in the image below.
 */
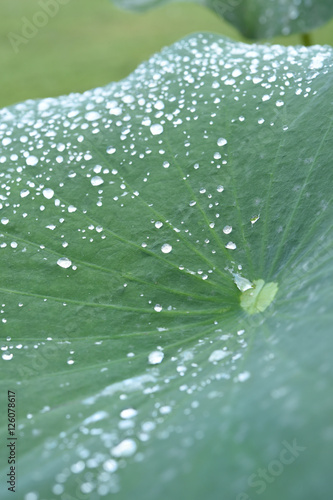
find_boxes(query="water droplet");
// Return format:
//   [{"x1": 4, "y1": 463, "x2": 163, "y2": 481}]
[
  {"x1": 20, "y1": 189, "x2": 30, "y2": 198},
  {"x1": 111, "y1": 439, "x2": 137, "y2": 458},
  {"x1": 26, "y1": 156, "x2": 38, "y2": 166},
  {"x1": 106, "y1": 146, "x2": 116, "y2": 155},
  {"x1": 57, "y1": 257, "x2": 72, "y2": 269},
  {"x1": 160, "y1": 406, "x2": 172, "y2": 415},
  {"x1": 155, "y1": 221, "x2": 163, "y2": 229},
  {"x1": 85, "y1": 111, "x2": 101, "y2": 121},
  {"x1": 150, "y1": 124, "x2": 163, "y2": 136},
  {"x1": 217, "y1": 138, "x2": 227, "y2": 147},
  {"x1": 208, "y1": 350, "x2": 229, "y2": 362},
  {"x1": 2, "y1": 353, "x2": 13, "y2": 361},
  {"x1": 163, "y1": 161, "x2": 170, "y2": 168},
  {"x1": 251, "y1": 215, "x2": 260, "y2": 225},
  {"x1": 91, "y1": 176, "x2": 104, "y2": 187},
  {"x1": 24, "y1": 493, "x2": 38, "y2": 500},
  {"x1": 1, "y1": 217, "x2": 9, "y2": 225},
  {"x1": 83, "y1": 411, "x2": 109, "y2": 425},
  {"x1": 71, "y1": 461, "x2": 85, "y2": 473},
  {"x1": 120, "y1": 408, "x2": 138, "y2": 419},
  {"x1": 154, "y1": 304, "x2": 162, "y2": 312},
  {"x1": 103, "y1": 459, "x2": 118, "y2": 473},
  {"x1": 232, "y1": 69, "x2": 242, "y2": 78},
  {"x1": 148, "y1": 351, "x2": 164, "y2": 365},
  {"x1": 217, "y1": 185, "x2": 224, "y2": 192},
  {"x1": 225, "y1": 241, "x2": 236, "y2": 250},
  {"x1": 223, "y1": 225, "x2": 232, "y2": 234},
  {"x1": 43, "y1": 188, "x2": 54, "y2": 200},
  {"x1": 233, "y1": 273, "x2": 253, "y2": 292},
  {"x1": 161, "y1": 243, "x2": 172, "y2": 254},
  {"x1": 238, "y1": 371, "x2": 251, "y2": 382}
]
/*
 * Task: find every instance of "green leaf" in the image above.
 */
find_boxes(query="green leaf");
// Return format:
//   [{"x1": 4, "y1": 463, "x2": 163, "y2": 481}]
[
  {"x1": 1, "y1": 34, "x2": 333, "y2": 500},
  {"x1": 111, "y1": 0, "x2": 333, "y2": 39}
]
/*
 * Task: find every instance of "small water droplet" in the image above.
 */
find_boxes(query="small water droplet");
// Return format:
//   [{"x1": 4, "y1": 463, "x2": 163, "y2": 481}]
[
  {"x1": 103, "y1": 459, "x2": 118, "y2": 473},
  {"x1": 251, "y1": 215, "x2": 260, "y2": 225},
  {"x1": 155, "y1": 221, "x2": 163, "y2": 229},
  {"x1": 223, "y1": 225, "x2": 232, "y2": 234},
  {"x1": 238, "y1": 371, "x2": 251, "y2": 382},
  {"x1": 154, "y1": 304, "x2": 163, "y2": 312}
]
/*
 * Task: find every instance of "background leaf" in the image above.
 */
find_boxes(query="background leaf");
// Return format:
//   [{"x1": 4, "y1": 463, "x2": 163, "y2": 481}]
[
  {"x1": 112, "y1": 0, "x2": 333, "y2": 39},
  {"x1": 1, "y1": 34, "x2": 333, "y2": 500}
]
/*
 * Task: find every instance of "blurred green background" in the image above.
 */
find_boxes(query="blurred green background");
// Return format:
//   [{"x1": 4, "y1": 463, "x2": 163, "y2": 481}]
[{"x1": 1, "y1": 0, "x2": 333, "y2": 109}]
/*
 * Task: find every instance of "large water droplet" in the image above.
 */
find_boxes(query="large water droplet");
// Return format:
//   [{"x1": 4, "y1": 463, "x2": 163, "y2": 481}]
[
  {"x1": 208, "y1": 350, "x2": 229, "y2": 362},
  {"x1": 150, "y1": 124, "x2": 163, "y2": 136},
  {"x1": 2, "y1": 353, "x2": 13, "y2": 361},
  {"x1": 91, "y1": 176, "x2": 104, "y2": 187},
  {"x1": 233, "y1": 273, "x2": 253, "y2": 292},
  {"x1": 161, "y1": 243, "x2": 172, "y2": 254},
  {"x1": 85, "y1": 111, "x2": 101, "y2": 121},
  {"x1": 225, "y1": 241, "x2": 236, "y2": 250},
  {"x1": 148, "y1": 351, "x2": 164, "y2": 365},
  {"x1": 217, "y1": 137, "x2": 227, "y2": 146},
  {"x1": 57, "y1": 257, "x2": 72, "y2": 269},
  {"x1": 120, "y1": 408, "x2": 138, "y2": 419},
  {"x1": 26, "y1": 156, "x2": 38, "y2": 166},
  {"x1": 111, "y1": 439, "x2": 137, "y2": 458},
  {"x1": 43, "y1": 188, "x2": 54, "y2": 200}
]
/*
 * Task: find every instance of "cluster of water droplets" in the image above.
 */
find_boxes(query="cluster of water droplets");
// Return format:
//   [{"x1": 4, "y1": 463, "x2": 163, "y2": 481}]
[{"x1": 0, "y1": 32, "x2": 331, "y2": 497}]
